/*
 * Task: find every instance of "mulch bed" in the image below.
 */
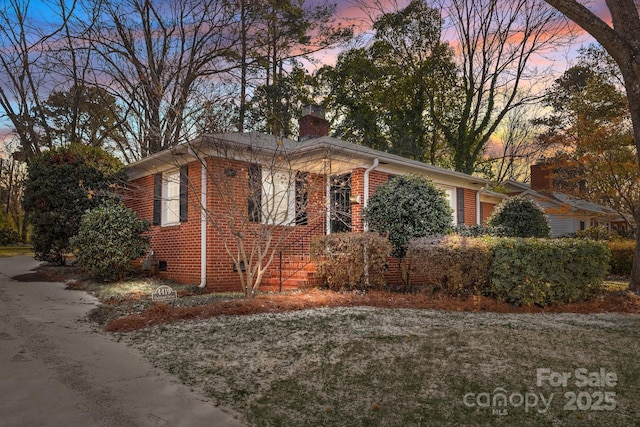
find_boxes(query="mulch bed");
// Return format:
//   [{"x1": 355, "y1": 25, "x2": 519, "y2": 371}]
[
  {"x1": 32, "y1": 263, "x2": 640, "y2": 334},
  {"x1": 104, "y1": 288, "x2": 640, "y2": 333}
]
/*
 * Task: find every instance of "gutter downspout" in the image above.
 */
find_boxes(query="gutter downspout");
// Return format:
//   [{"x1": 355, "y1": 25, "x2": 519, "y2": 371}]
[
  {"x1": 188, "y1": 147, "x2": 207, "y2": 289},
  {"x1": 476, "y1": 189, "x2": 482, "y2": 225},
  {"x1": 363, "y1": 158, "x2": 379, "y2": 232},
  {"x1": 198, "y1": 160, "x2": 207, "y2": 288}
]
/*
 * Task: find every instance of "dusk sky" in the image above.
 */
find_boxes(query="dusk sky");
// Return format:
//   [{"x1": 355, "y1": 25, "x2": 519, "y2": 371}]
[{"x1": 0, "y1": 0, "x2": 616, "y2": 153}]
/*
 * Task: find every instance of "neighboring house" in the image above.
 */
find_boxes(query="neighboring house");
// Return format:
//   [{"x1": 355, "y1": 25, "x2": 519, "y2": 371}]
[
  {"x1": 124, "y1": 106, "x2": 498, "y2": 291},
  {"x1": 503, "y1": 162, "x2": 629, "y2": 238}
]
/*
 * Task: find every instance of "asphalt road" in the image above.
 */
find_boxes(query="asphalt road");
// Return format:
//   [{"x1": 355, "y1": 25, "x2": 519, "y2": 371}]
[{"x1": 0, "y1": 256, "x2": 246, "y2": 427}]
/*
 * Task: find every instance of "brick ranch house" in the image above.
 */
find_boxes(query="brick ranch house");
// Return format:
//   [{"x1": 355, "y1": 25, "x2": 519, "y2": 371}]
[{"x1": 124, "y1": 107, "x2": 502, "y2": 292}]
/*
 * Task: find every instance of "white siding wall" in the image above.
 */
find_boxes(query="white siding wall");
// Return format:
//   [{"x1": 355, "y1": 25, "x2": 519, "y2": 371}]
[{"x1": 547, "y1": 215, "x2": 576, "y2": 237}]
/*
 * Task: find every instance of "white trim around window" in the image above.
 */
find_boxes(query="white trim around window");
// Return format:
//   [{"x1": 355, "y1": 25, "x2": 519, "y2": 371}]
[{"x1": 162, "y1": 170, "x2": 181, "y2": 226}]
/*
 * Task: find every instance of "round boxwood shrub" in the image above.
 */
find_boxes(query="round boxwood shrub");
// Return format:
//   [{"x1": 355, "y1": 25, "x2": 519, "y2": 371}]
[
  {"x1": 71, "y1": 200, "x2": 150, "y2": 281},
  {"x1": 487, "y1": 196, "x2": 550, "y2": 238},
  {"x1": 363, "y1": 174, "x2": 453, "y2": 258}
]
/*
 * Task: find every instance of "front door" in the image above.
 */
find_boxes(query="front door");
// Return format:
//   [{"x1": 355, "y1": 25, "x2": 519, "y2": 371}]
[{"x1": 330, "y1": 173, "x2": 351, "y2": 233}]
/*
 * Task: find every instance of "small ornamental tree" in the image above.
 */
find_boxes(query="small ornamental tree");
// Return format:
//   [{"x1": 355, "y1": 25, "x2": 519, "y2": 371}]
[
  {"x1": 71, "y1": 200, "x2": 150, "y2": 281},
  {"x1": 487, "y1": 195, "x2": 551, "y2": 238},
  {"x1": 22, "y1": 143, "x2": 126, "y2": 264},
  {"x1": 363, "y1": 174, "x2": 453, "y2": 258}
]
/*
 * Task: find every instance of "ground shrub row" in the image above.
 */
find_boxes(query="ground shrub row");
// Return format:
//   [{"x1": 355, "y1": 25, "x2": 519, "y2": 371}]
[
  {"x1": 488, "y1": 237, "x2": 609, "y2": 306},
  {"x1": 313, "y1": 233, "x2": 611, "y2": 306}
]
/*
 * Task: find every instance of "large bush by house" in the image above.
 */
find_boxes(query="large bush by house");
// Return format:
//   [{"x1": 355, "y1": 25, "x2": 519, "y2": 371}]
[
  {"x1": 362, "y1": 175, "x2": 453, "y2": 258},
  {"x1": 311, "y1": 232, "x2": 391, "y2": 291},
  {"x1": 71, "y1": 200, "x2": 150, "y2": 281},
  {"x1": 489, "y1": 238, "x2": 609, "y2": 306},
  {"x1": 487, "y1": 196, "x2": 550, "y2": 238},
  {"x1": 407, "y1": 235, "x2": 492, "y2": 296},
  {"x1": 22, "y1": 144, "x2": 126, "y2": 264}
]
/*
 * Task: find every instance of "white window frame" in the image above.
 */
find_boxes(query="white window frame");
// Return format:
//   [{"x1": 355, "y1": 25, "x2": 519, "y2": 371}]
[
  {"x1": 162, "y1": 170, "x2": 181, "y2": 226},
  {"x1": 261, "y1": 168, "x2": 295, "y2": 226},
  {"x1": 441, "y1": 186, "x2": 458, "y2": 225}
]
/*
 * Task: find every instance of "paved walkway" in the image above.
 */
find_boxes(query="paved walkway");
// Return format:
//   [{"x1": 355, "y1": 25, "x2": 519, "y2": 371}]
[{"x1": 0, "y1": 256, "x2": 246, "y2": 427}]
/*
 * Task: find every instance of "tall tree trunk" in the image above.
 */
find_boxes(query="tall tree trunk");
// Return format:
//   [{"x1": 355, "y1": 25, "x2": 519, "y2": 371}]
[
  {"x1": 543, "y1": 0, "x2": 640, "y2": 292},
  {"x1": 624, "y1": 71, "x2": 640, "y2": 293}
]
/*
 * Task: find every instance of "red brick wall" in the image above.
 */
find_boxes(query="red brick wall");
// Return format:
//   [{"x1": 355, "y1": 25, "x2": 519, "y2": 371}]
[
  {"x1": 125, "y1": 162, "x2": 203, "y2": 286},
  {"x1": 480, "y1": 202, "x2": 495, "y2": 225},
  {"x1": 351, "y1": 169, "x2": 391, "y2": 232},
  {"x1": 125, "y1": 158, "x2": 484, "y2": 291},
  {"x1": 530, "y1": 163, "x2": 552, "y2": 192},
  {"x1": 351, "y1": 169, "x2": 365, "y2": 232},
  {"x1": 125, "y1": 158, "x2": 327, "y2": 292},
  {"x1": 463, "y1": 188, "x2": 478, "y2": 225}
]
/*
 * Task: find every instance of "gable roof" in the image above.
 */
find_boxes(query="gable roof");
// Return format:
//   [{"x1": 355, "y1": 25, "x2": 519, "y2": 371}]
[
  {"x1": 502, "y1": 180, "x2": 625, "y2": 220},
  {"x1": 126, "y1": 132, "x2": 490, "y2": 190}
]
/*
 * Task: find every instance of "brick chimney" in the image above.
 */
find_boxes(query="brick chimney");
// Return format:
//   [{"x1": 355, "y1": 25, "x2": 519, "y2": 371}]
[
  {"x1": 298, "y1": 105, "x2": 330, "y2": 141},
  {"x1": 530, "y1": 161, "x2": 553, "y2": 192}
]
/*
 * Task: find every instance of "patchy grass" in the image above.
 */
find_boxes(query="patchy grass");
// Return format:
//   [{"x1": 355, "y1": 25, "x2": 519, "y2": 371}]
[
  {"x1": 0, "y1": 246, "x2": 33, "y2": 257},
  {"x1": 119, "y1": 307, "x2": 640, "y2": 427},
  {"x1": 43, "y1": 264, "x2": 639, "y2": 426}
]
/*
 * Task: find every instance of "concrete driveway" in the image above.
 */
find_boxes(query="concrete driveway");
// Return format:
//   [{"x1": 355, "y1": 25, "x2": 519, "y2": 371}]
[{"x1": 0, "y1": 256, "x2": 246, "y2": 427}]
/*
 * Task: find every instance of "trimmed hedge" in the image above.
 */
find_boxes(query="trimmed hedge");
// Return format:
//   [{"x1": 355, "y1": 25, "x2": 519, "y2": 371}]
[
  {"x1": 607, "y1": 240, "x2": 634, "y2": 276},
  {"x1": 489, "y1": 238, "x2": 609, "y2": 306},
  {"x1": 407, "y1": 235, "x2": 491, "y2": 296},
  {"x1": 402, "y1": 236, "x2": 609, "y2": 306},
  {"x1": 311, "y1": 232, "x2": 392, "y2": 291}
]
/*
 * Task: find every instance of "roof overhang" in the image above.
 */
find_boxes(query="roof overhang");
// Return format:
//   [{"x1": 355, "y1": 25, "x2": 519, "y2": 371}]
[{"x1": 126, "y1": 133, "x2": 491, "y2": 190}]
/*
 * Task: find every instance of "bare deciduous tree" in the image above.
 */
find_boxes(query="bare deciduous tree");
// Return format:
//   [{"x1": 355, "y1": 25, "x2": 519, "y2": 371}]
[
  {"x1": 0, "y1": 0, "x2": 73, "y2": 160},
  {"x1": 0, "y1": 139, "x2": 28, "y2": 240},
  {"x1": 349, "y1": 0, "x2": 574, "y2": 175},
  {"x1": 487, "y1": 105, "x2": 545, "y2": 183},
  {"x1": 87, "y1": 0, "x2": 240, "y2": 158},
  {"x1": 437, "y1": 0, "x2": 573, "y2": 174}
]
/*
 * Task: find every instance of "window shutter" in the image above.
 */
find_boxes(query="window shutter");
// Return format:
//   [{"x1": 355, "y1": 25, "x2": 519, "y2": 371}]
[
  {"x1": 248, "y1": 164, "x2": 262, "y2": 222},
  {"x1": 153, "y1": 173, "x2": 162, "y2": 225},
  {"x1": 456, "y1": 188, "x2": 465, "y2": 225},
  {"x1": 179, "y1": 165, "x2": 188, "y2": 222},
  {"x1": 295, "y1": 171, "x2": 308, "y2": 225}
]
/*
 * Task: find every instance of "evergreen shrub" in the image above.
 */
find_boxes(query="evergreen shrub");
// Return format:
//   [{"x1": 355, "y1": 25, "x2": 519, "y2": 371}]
[
  {"x1": 0, "y1": 228, "x2": 22, "y2": 245},
  {"x1": 71, "y1": 200, "x2": 149, "y2": 281},
  {"x1": 489, "y1": 238, "x2": 609, "y2": 306},
  {"x1": 487, "y1": 196, "x2": 550, "y2": 238},
  {"x1": 22, "y1": 144, "x2": 126, "y2": 264},
  {"x1": 363, "y1": 175, "x2": 452, "y2": 258}
]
